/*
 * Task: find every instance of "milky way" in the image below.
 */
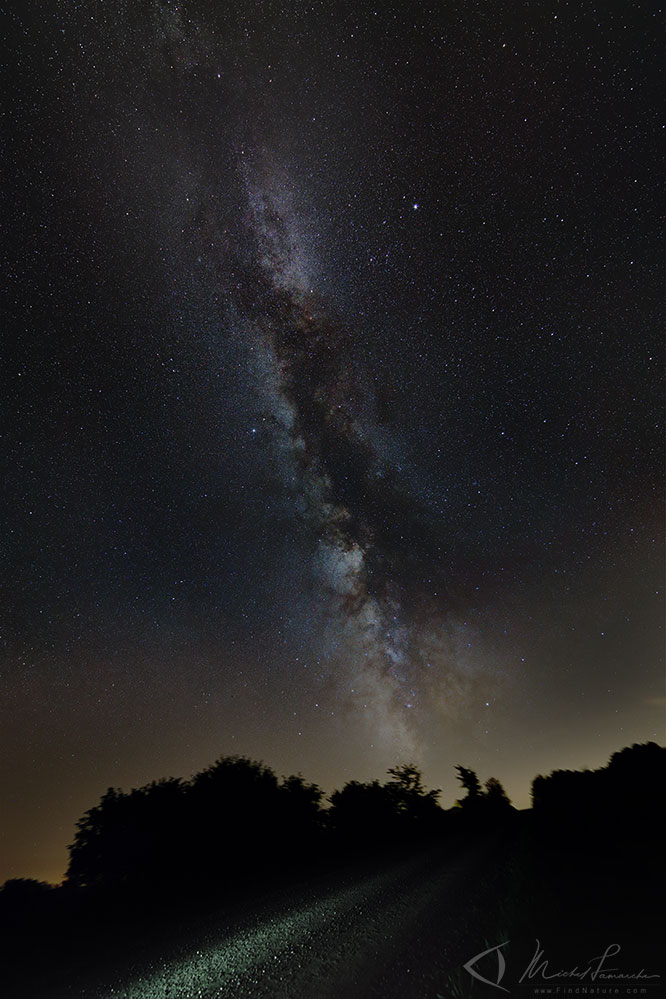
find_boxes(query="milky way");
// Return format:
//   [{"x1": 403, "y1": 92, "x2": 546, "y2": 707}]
[{"x1": 225, "y1": 144, "x2": 507, "y2": 755}]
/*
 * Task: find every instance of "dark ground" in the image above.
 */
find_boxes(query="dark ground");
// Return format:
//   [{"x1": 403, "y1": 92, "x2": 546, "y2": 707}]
[{"x1": 2, "y1": 818, "x2": 663, "y2": 999}]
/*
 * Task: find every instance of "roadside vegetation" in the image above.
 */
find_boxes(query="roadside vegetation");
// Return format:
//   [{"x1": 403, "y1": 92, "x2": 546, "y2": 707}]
[{"x1": 1, "y1": 742, "x2": 663, "y2": 997}]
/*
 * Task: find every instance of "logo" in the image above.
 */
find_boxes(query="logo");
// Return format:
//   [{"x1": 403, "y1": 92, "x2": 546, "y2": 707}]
[
  {"x1": 462, "y1": 941, "x2": 511, "y2": 992},
  {"x1": 456, "y1": 940, "x2": 661, "y2": 996}
]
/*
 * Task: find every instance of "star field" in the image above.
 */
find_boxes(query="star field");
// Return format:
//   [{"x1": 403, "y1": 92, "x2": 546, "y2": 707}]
[{"x1": 2, "y1": 0, "x2": 664, "y2": 884}]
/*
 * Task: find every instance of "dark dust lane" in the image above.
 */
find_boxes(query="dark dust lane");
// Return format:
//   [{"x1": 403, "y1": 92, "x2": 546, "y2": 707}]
[{"x1": 69, "y1": 839, "x2": 508, "y2": 999}]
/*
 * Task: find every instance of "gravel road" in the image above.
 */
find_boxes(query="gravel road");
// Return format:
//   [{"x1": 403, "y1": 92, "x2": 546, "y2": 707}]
[{"x1": 66, "y1": 838, "x2": 508, "y2": 999}]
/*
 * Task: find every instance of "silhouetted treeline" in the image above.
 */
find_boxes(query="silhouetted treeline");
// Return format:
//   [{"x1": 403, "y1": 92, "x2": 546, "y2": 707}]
[
  {"x1": 531, "y1": 741, "x2": 665, "y2": 847},
  {"x1": 0, "y1": 743, "x2": 662, "y2": 999},
  {"x1": 47, "y1": 757, "x2": 514, "y2": 904},
  {"x1": 66, "y1": 758, "x2": 328, "y2": 899},
  {"x1": 0, "y1": 756, "x2": 515, "y2": 996},
  {"x1": 3, "y1": 741, "x2": 663, "y2": 914}
]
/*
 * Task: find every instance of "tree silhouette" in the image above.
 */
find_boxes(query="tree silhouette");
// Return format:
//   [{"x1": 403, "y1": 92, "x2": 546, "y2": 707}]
[
  {"x1": 186, "y1": 756, "x2": 283, "y2": 887},
  {"x1": 66, "y1": 757, "x2": 331, "y2": 897},
  {"x1": 454, "y1": 765, "x2": 482, "y2": 805},
  {"x1": 278, "y1": 773, "x2": 324, "y2": 823},
  {"x1": 328, "y1": 780, "x2": 400, "y2": 844},
  {"x1": 532, "y1": 741, "x2": 666, "y2": 835},
  {"x1": 453, "y1": 767, "x2": 513, "y2": 826},
  {"x1": 329, "y1": 765, "x2": 443, "y2": 846},
  {"x1": 66, "y1": 779, "x2": 189, "y2": 893},
  {"x1": 275, "y1": 773, "x2": 325, "y2": 865},
  {"x1": 386, "y1": 763, "x2": 432, "y2": 799},
  {"x1": 484, "y1": 776, "x2": 512, "y2": 810},
  {"x1": 385, "y1": 764, "x2": 443, "y2": 831}
]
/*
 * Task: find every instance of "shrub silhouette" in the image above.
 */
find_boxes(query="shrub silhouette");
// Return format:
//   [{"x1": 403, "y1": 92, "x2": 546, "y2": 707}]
[
  {"x1": 531, "y1": 741, "x2": 665, "y2": 847},
  {"x1": 386, "y1": 764, "x2": 443, "y2": 832},
  {"x1": 0, "y1": 878, "x2": 53, "y2": 913},
  {"x1": 484, "y1": 776, "x2": 512, "y2": 813},
  {"x1": 329, "y1": 779, "x2": 401, "y2": 843},
  {"x1": 329, "y1": 765, "x2": 443, "y2": 846},
  {"x1": 67, "y1": 778, "x2": 189, "y2": 893},
  {"x1": 275, "y1": 773, "x2": 325, "y2": 860},
  {"x1": 453, "y1": 767, "x2": 512, "y2": 824},
  {"x1": 186, "y1": 756, "x2": 281, "y2": 885},
  {"x1": 66, "y1": 757, "x2": 328, "y2": 897}
]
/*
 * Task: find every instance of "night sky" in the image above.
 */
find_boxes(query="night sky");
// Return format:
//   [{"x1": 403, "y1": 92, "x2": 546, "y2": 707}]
[{"x1": 3, "y1": 0, "x2": 664, "y2": 885}]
